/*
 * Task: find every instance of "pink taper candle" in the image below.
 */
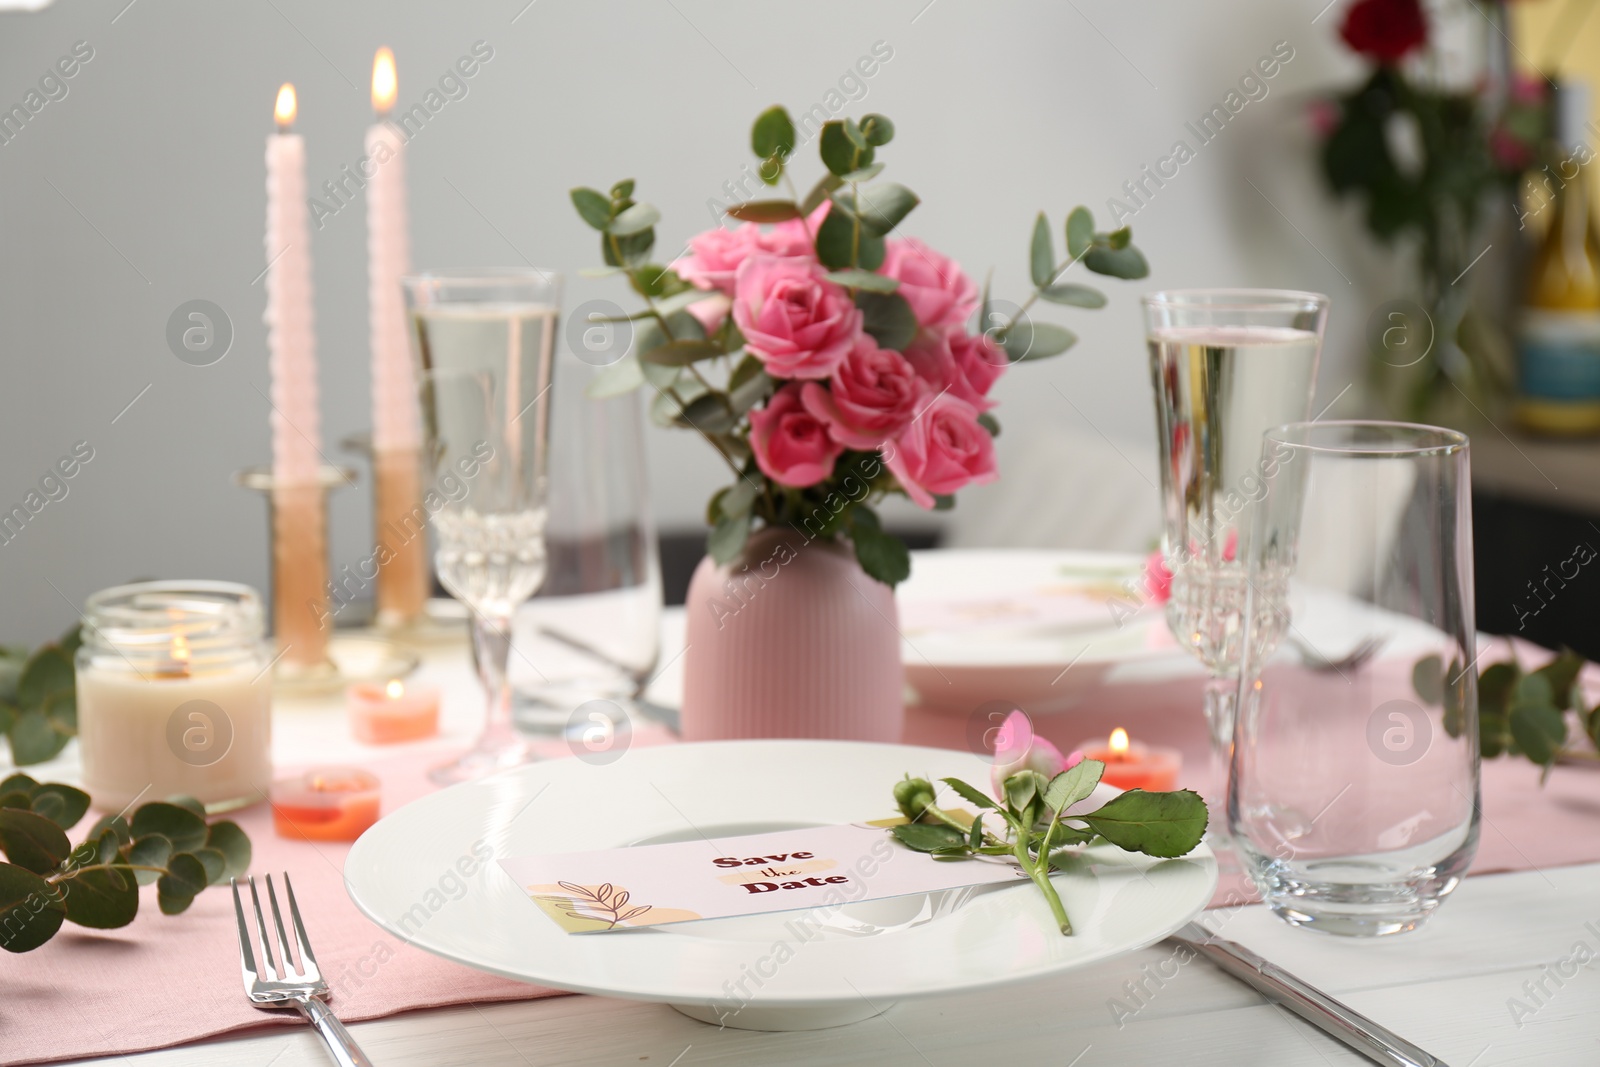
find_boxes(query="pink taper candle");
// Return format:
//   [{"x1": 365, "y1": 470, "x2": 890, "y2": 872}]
[
  {"x1": 366, "y1": 48, "x2": 417, "y2": 453},
  {"x1": 264, "y1": 83, "x2": 322, "y2": 486}
]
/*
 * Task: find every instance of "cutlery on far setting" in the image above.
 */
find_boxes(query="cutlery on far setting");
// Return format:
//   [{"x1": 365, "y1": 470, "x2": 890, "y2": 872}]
[
  {"x1": 1289, "y1": 633, "x2": 1388, "y2": 674},
  {"x1": 231, "y1": 873, "x2": 376, "y2": 1067},
  {"x1": 1167, "y1": 922, "x2": 1446, "y2": 1067}
]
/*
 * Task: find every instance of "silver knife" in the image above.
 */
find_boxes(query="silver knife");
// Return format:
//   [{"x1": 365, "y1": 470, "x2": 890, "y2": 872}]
[{"x1": 1167, "y1": 922, "x2": 1448, "y2": 1067}]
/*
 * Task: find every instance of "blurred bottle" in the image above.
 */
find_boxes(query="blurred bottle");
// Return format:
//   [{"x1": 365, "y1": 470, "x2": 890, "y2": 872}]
[{"x1": 1515, "y1": 79, "x2": 1600, "y2": 435}]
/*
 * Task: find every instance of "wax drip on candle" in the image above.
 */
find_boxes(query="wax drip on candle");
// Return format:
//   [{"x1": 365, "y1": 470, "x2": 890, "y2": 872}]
[{"x1": 274, "y1": 83, "x2": 296, "y2": 132}]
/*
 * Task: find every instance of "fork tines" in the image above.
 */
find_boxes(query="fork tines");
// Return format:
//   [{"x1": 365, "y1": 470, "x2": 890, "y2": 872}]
[{"x1": 230, "y1": 872, "x2": 325, "y2": 998}]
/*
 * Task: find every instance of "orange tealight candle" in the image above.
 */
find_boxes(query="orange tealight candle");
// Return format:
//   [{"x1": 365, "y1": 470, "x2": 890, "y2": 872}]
[
  {"x1": 1081, "y1": 728, "x2": 1181, "y2": 792},
  {"x1": 271, "y1": 767, "x2": 381, "y2": 841},
  {"x1": 347, "y1": 679, "x2": 440, "y2": 743}
]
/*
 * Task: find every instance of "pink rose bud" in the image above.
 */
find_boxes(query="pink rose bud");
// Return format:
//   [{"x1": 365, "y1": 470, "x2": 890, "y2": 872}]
[
  {"x1": 800, "y1": 334, "x2": 921, "y2": 449},
  {"x1": 881, "y1": 237, "x2": 980, "y2": 332}
]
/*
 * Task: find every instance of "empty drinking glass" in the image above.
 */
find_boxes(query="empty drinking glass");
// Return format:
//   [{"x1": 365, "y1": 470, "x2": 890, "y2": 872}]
[
  {"x1": 508, "y1": 350, "x2": 662, "y2": 739},
  {"x1": 1231, "y1": 421, "x2": 1479, "y2": 936}
]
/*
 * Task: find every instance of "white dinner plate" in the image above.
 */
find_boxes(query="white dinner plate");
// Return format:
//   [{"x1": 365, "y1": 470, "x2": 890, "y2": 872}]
[
  {"x1": 899, "y1": 550, "x2": 1189, "y2": 715},
  {"x1": 344, "y1": 740, "x2": 1217, "y2": 1031}
]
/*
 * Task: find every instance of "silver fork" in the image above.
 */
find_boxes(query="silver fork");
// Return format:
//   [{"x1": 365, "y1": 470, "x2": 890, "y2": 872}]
[{"x1": 231, "y1": 873, "x2": 376, "y2": 1067}]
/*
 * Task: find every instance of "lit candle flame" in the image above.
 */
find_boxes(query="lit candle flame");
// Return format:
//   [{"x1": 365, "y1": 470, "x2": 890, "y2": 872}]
[
  {"x1": 371, "y1": 47, "x2": 397, "y2": 116},
  {"x1": 385, "y1": 679, "x2": 404, "y2": 700},
  {"x1": 1109, "y1": 727, "x2": 1129, "y2": 755},
  {"x1": 171, "y1": 634, "x2": 191, "y2": 663},
  {"x1": 274, "y1": 83, "x2": 297, "y2": 131}
]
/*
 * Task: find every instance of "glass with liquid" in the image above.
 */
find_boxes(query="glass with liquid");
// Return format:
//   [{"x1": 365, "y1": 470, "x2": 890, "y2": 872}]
[
  {"x1": 404, "y1": 269, "x2": 562, "y2": 784},
  {"x1": 1143, "y1": 290, "x2": 1329, "y2": 848}
]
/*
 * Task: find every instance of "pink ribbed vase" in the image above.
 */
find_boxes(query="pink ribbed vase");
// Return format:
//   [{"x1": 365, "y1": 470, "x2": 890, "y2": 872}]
[{"x1": 681, "y1": 526, "x2": 903, "y2": 742}]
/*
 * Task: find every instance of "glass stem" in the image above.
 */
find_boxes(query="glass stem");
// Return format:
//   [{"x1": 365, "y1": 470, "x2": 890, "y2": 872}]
[
  {"x1": 1203, "y1": 676, "x2": 1238, "y2": 841},
  {"x1": 470, "y1": 610, "x2": 516, "y2": 750}
]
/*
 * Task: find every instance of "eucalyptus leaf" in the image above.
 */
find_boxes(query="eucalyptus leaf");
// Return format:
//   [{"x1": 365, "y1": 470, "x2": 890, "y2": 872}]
[
  {"x1": 1510, "y1": 702, "x2": 1566, "y2": 765},
  {"x1": 87, "y1": 813, "x2": 131, "y2": 846},
  {"x1": 851, "y1": 521, "x2": 911, "y2": 587},
  {"x1": 751, "y1": 105, "x2": 796, "y2": 159},
  {"x1": 800, "y1": 173, "x2": 843, "y2": 215},
  {"x1": 29, "y1": 784, "x2": 89, "y2": 831},
  {"x1": 708, "y1": 511, "x2": 752, "y2": 565},
  {"x1": 585, "y1": 356, "x2": 646, "y2": 399},
  {"x1": 1029, "y1": 213, "x2": 1054, "y2": 288},
  {"x1": 728, "y1": 363, "x2": 775, "y2": 414},
  {"x1": 814, "y1": 208, "x2": 857, "y2": 269},
  {"x1": 1083, "y1": 244, "x2": 1149, "y2": 279},
  {"x1": 7, "y1": 709, "x2": 68, "y2": 766},
  {"x1": 1002, "y1": 321, "x2": 1077, "y2": 362},
  {"x1": 0, "y1": 773, "x2": 37, "y2": 796},
  {"x1": 676, "y1": 392, "x2": 738, "y2": 435},
  {"x1": 1037, "y1": 284, "x2": 1106, "y2": 309},
  {"x1": 156, "y1": 853, "x2": 207, "y2": 915},
  {"x1": 651, "y1": 288, "x2": 719, "y2": 318},
  {"x1": 819, "y1": 121, "x2": 862, "y2": 176},
  {"x1": 607, "y1": 202, "x2": 660, "y2": 237},
  {"x1": 839, "y1": 162, "x2": 885, "y2": 183},
  {"x1": 724, "y1": 199, "x2": 804, "y2": 224},
  {"x1": 0, "y1": 862, "x2": 65, "y2": 952},
  {"x1": 128, "y1": 834, "x2": 173, "y2": 885},
  {"x1": 62, "y1": 865, "x2": 138, "y2": 929},
  {"x1": 857, "y1": 291, "x2": 918, "y2": 351},
  {"x1": 1412, "y1": 654, "x2": 1444, "y2": 706},
  {"x1": 570, "y1": 187, "x2": 612, "y2": 231},
  {"x1": 1480, "y1": 662, "x2": 1519, "y2": 712},
  {"x1": 192, "y1": 847, "x2": 228, "y2": 887},
  {"x1": 610, "y1": 179, "x2": 635, "y2": 200},
  {"x1": 718, "y1": 480, "x2": 760, "y2": 521},
  {"x1": 1065, "y1": 206, "x2": 1094, "y2": 259},
  {"x1": 825, "y1": 269, "x2": 898, "y2": 293},
  {"x1": 856, "y1": 183, "x2": 918, "y2": 236},
  {"x1": 859, "y1": 113, "x2": 895, "y2": 146},
  {"x1": 44, "y1": 691, "x2": 76, "y2": 733},
  {"x1": 166, "y1": 795, "x2": 206, "y2": 820},
  {"x1": 640, "y1": 340, "x2": 723, "y2": 367},
  {"x1": 17, "y1": 646, "x2": 73, "y2": 708},
  {"x1": 130, "y1": 801, "x2": 208, "y2": 854},
  {"x1": 1107, "y1": 226, "x2": 1132, "y2": 249},
  {"x1": 1532, "y1": 650, "x2": 1585, "y2": 711},
  {"x1": 0, "y1": 807, "x2": 71, "y2": 874}
]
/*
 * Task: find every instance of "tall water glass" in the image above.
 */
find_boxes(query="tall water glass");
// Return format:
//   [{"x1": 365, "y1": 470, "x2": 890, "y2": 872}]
[
  {"x1": 404, "y1": 268, "x2": 561, "y2": 785},
  {"x1": 1144, "y1": 289, "x2": 1328, "y2": 839},
  {"x1": 509, "y1": 351, "x2": 662, "y2": 736},
  {"x1": 1231, "y1": 421, "x2": 1479, "y2": 936}
]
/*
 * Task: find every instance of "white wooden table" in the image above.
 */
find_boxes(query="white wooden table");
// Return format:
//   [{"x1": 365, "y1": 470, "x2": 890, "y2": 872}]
[
  {"x1": 58, "y1": 861, "x2": 1600, "y2": 1066},
  {"x1": 40, "y1": 610, "x2": 1600, "y2": 1066}
]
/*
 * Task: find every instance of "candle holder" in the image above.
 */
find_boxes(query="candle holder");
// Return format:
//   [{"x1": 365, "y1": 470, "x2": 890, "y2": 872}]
[{"x1": 236, "y1": 463, "x2": 423, "y2": 695}]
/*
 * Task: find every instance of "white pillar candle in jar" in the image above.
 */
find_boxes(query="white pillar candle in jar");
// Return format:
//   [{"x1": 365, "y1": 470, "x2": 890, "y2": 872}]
[{"x1": 75, "y1": 581, "x2": 273, "y2": 813}]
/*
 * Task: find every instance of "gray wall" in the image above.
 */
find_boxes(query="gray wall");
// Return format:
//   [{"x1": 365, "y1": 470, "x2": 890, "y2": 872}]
[{"x1": 0, "y1": 0, "x2": 1377, "y2": 644}]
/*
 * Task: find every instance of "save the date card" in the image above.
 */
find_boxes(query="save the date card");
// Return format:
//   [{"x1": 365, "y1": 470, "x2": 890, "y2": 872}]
[{"x1": 498, "y1": 822, "x2": 1026, "y2": 933}]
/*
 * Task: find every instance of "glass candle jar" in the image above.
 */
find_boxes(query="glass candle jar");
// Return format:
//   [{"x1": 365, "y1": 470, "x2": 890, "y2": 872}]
[{"x1": 76, "y1": 580, "x2": 273, "y2": 813}]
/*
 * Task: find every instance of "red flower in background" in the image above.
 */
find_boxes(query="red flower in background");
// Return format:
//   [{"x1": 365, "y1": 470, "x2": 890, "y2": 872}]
[{"x1": 1339, "y1": 0, "x2": 1427, "y2": 63}]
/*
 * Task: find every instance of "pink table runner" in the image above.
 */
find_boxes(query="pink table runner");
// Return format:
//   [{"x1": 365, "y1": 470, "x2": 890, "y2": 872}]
[{"x1": 6, "y1": 640, "x2": 1598, "y2": 1066}]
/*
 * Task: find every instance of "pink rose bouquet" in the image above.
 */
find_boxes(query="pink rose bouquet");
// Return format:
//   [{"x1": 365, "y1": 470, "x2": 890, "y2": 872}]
[{"x1": 572, "y1": 106, "x2": 1148, "y2": 585}]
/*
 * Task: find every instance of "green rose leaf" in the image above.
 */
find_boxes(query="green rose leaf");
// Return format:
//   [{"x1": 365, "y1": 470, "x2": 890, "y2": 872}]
[
  {"x1": 607, "y1": 202, "x2": 660, "y2": 237},
  {"x1": 0, "y1": 862, "x2": 66, "y2": 952},
  {"x1": 1030, "y1": 212, "x2": 1054, "y2": 288},
  {"x1": 0, "y1": 807, "x2": 72, "y2": 874},
  {"x1": 8, "y1": 709, "x2": 69, "y2": 766},
  {"x1": 130, "y1": 801, "x2": 208, "y2": 855},
  {"x1": 1079, "y1": 789, "x2": 1209, "y2": 858},
  {"x1": 1044, "y1": 758, "x2": 1105, "y2": 814},
  {"x1": 708, "y1": 510, "x2": 752, "y2": 566},
  {"x1": 1037, "y1": 284, "x2": 1106, "y2": 309},
  {"x1": 889, "y1": 823, "x2": 966, "y2": 853},
  {"x1": 16, "y1": 646, "x2": 73, "y2": 708},
  {"x1": 586, "y1": 355, "x2": 646, "y2": 399},
  {"x1": 1002, "y1": 321, "x2": 1078, "y2": 362},
  {"x1": 1065, "y1": 206, "x2": 1095, "y2": 260},
  {"x1": 1412, "y1": 654, "x2": 1444, "y2": 706},
  {"x1": 1004, "y1": 771, "x2": 1040, "y2": 814},
  {"x1": 1084, "y1": 244, "x2": 1150, "y2": 279},
  {"x1": 62, "y1": 865, "x2": 139, "y2": 929},
  {"x1": 939, "y1": 776, "x2": 998, "y2": 811},
  {"x1": 856, "y1": 183, "x2": 919, "y2": 236},
  {"x1": 570, "y1": 187, "x2": 613, "y2": 231},
  {"x1": 825, "y1": 269, "x2": 898, "y2": 293},
  {"x1": 29, "y1": 784, "x2": 90, "y2": 831},
  {"x1": 128, "y1": 834, "x2": 173, "y2": 886},
  {"x1": 859, "y1": 113, "x2": 895, "y2": 146},
  {"x1": 724, "y1": 199, "x2": 804, "y2": 224},
  {"x1": 751, "y1": 105, "x2": 796, "y2": 159},
  {"x1": 156, "y1": 853, "x2": 208, "y2": 915},
  {"x1": 857, "y1": 291, "x2": 918, "y2": 352}
]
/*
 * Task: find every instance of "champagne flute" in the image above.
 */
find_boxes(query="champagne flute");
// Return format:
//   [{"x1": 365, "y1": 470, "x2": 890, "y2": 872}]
[
  {"x1": 404, "y1": 268, "x2": 561, "y2": 785},
  {"x1": 1143, "y1": 289, "x2": 1328, "y2": 846}
]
